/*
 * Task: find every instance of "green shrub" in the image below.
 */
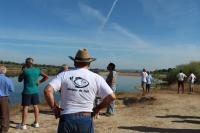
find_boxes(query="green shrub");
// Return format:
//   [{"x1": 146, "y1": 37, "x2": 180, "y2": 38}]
[{"x1": 166, "y1": 61, "x2": 200, "y2": 84}]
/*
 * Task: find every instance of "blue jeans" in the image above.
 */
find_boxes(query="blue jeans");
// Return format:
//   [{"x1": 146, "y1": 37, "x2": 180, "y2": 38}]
[
  {"x1": 58, "y1": 114, "x2": 94, "y2": 133},
  {"x1": 106, "y1": 87, "x2": 116, "y2": 114},
  {"x1": 106, "y1": 100, "x2": 115, "y2": 114}
]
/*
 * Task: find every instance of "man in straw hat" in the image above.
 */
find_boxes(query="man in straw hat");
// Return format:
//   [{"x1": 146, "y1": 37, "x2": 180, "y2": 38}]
[
  {"x1": 0, "y1": 66, "x2": 14, "y2": 133},
  {"x1": 44, "y1": 48, "x2": 116, "y2": 133}
]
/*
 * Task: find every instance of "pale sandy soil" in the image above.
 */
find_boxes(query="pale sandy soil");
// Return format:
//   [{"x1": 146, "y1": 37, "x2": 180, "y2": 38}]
[{"x1": 8, "y1": 89, "x2": 200, "y2": 133}]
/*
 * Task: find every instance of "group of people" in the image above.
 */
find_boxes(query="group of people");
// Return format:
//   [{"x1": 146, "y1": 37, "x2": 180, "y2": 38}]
[
  {"x1": 177, "y1": 70, "x2": 196, "y2": 94},
  {"x1": 1, "y1": 48, "x2": 198, "y2": 133},
  {"x1": 141, "y1": 68, "x2": 153, "y2": 96},
  {"x1": 0, "y1": 48, "x2": 117, "y2": 133}
]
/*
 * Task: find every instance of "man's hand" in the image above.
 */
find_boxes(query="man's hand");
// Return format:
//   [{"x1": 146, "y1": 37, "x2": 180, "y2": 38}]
[
  {"x1": 91, "y1": 107, "x2": 100, "y2": 118},
  {"x1": 36, "y1": 80, "x2": 41, "y2": 86},
  {"x1": 22, "y1": 64, "x2": 26, "y2": 70},
  {"x1": 52, "y1": 105, "x2": 64, "y2": 119},
  {"x1": 44, "y1": 85, "x2": 62, "y2": 119}
]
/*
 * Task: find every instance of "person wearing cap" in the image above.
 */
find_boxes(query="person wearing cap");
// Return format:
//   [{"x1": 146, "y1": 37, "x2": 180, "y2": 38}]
[
  {"x1": 17, "y1": 58, "x2": 48, "y2": 130},
  {"x1": 44, "y1": 48, "x2": 116, "y2": 133},
  {"x1": 105, "y1": 62, "x2": 117, "y2": 116},
  {"x1": 0, "y1": 66, "x2": 14, "y2": 133}
]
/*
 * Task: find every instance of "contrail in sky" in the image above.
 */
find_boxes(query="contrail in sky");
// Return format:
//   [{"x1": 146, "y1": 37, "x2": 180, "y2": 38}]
[
  {"x1": 97, "y1": 0, "x2": 119, "y2": 63},
  {"x1": 100, "y1": 0, "x2": 118, "y2": 30}
]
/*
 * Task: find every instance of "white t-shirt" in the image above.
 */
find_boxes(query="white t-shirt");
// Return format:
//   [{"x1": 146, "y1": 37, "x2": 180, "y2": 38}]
[
  {"x1": 188, "y1": 73, "x2": 196, "y2": 83},
  {"x1": 141, "y1": 72, "x2": 148, "y2": 82},
  {"x1": 49, "y1": 68, "x2": 113, "y2": 115},
  {"x1": 177, "y1": 72, "x2": 187, "y2": 81}
]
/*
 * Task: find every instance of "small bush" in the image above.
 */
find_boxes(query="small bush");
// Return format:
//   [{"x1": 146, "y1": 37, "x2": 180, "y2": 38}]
[{"x1": 166, "y1": 61, "x2": 200, "y2": 84}]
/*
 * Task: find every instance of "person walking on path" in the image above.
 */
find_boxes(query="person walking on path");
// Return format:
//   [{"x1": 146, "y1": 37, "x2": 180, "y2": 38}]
[
  {"x1": 146, "y1": 71, "x2": 153, "y2": 94},
  {"x1": 105, "y1": 63, "x2": 117, "y2": 116},
  {"x1": 17, "y1": 58, "x2": 48, "y2": 130},
  {"x1": 44, "y1": 48, "x2": 116, "y2": 133},
  {"x1": 188, "y1": 71, "x2": 196, "y2": 94},
  {"x1": 141, "y1": 68, "x2": 148, "y2": 96},
  {"x1": 177, "y1": 70, "x2": 187, "y2": 94},
  {"x1": 0, "y1": 66, "x2": 14, "y2": 133}
]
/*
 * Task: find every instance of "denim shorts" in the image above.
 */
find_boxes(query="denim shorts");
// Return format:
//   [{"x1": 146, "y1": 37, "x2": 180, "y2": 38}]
[{"x1": 58, "y1": 114, "x2": 94, "y2": 133}]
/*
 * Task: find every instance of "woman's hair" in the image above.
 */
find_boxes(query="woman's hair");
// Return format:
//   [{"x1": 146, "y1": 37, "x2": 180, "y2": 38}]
[{"x1": 108, "y1": 63, "x2": 116, "y2": 71}]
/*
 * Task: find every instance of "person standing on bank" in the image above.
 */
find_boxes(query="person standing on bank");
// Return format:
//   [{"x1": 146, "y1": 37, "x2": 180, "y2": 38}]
[
  {"x1": 141, "y1": 68, "x2": 148, "y2": 95},
  {"x1": 188, "y1": 71, "x2": 196, "y2": 94},
  {"x1": 105, "y1": 63, "x2": 117, "y2": 116},
  {"x1": 177, "y1": 70, "x2": 187, "y2": 94},
  {"x1": 0, "y1": 66, "x2": 14, "y2": 133},
  {"x1": 57, "y1": 64, "x2": 69, "y2": 74},
  {"x1": 146, "y1": 71, "x2": 153, "y2": 94},
  {"x1": 44, "y1": 48, "x2": 116, "y2": 133},
  {"x1": 17, "y1": 58, "x2": 48, "y2": 130}
]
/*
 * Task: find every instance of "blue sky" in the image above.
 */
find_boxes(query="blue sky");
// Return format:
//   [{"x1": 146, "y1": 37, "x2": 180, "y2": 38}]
[{"x1": 1, "y1": 0, "x2": 200, "y2": 70}]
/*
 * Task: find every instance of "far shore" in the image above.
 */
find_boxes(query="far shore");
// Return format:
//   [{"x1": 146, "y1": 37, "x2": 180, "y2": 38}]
[
  {"x1": 98, "y1": 71, "x2": 140, "y2": 77},
  {"x1": 6, "y1": 67, "x2": 141, "y2": 77}
]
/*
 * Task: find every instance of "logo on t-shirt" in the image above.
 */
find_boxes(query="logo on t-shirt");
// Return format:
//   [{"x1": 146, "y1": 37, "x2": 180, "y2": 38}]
[{"x1": 70, "y1": 76, "x2": 89, "y2": 88}]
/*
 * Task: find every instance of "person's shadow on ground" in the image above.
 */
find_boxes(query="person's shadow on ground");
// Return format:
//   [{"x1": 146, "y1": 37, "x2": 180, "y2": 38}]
[
  {"x1": 156, "y1": 115, "x2": 200, "y2": 125},
  {"x1": 9, "y1": 120, "x2": 19, "y2": 129},
  {"x1": 156, "y1": 115, "x2": 200, "y2": 119},
  {"x1": 118, "y1": 126, "x2": 200, "y2": 133}
]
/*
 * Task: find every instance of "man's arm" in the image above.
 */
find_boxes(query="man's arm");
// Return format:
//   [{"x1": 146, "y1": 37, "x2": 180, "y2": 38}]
[
  {"x1": 92, "y1": 93, "x2": 116, "y2": 116},
  {"x1": 44, "y1": 85, "x2": 55, "y2": 108},
  {"x1": 106, "y1": 72, "x2": 113, "y2": 86},
  {"x1": 18, "y1": 73, "x2": 24, "y2": 82},
  {"x1": 44, "y1": 85, "x2": 63, "y2": 119},
  {"x1": 18, "y1": 64, "x2": 27, "y2": 82},
  {"x1": 38, "y1": 72, "x2": 48, "y2": 85}
]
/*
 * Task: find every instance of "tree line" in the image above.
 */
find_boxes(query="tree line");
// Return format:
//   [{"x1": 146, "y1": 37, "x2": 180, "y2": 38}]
[{"x1": 154, "y1": 61, "x2": 200, "y2": 84}]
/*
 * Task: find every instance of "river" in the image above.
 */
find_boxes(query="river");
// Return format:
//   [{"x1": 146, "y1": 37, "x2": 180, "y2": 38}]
[{"x1": 9, "y1": 75, "x2": 141, "y2": 106}]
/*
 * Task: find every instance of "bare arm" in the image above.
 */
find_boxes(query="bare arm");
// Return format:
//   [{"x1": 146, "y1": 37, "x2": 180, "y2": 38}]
[
  {"x1": 106, "y1": 72, "x2": 113, "y2": 86},
  {"x1": 18, "y1": 64, "x2": 26, "y2": 82},
  {"x1": 38, "y1": 72, "x2": 48, "y2": 85},
  {"x1": 44, "y1": 85, "x2": 55, "y2": 108},
  {"x1": 18, "y1": 73, "x2": 24, "y2": 82},
  {"x1": 44, "y1": 85, "x2": 63, "y2": 119},
  {"x1": 92, "y1": 93, "x2": 116, "y2": 116}
]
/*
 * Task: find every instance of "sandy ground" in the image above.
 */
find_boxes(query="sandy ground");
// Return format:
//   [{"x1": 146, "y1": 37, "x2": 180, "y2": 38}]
[{"x1": 8, "y1": 89, "x2": 200, "y2": 133}]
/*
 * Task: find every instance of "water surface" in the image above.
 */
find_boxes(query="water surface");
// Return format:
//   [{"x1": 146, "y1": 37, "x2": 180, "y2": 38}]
[{"x1": 9, "y1": 75, "x2": 141, "y2": 106}]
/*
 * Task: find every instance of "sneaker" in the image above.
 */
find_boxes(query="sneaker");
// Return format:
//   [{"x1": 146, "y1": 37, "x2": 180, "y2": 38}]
[
  {"x1": 16, "y1": 123, "x2": 27, "y2": 130},
  {"x1": 31, "y1": 122, "x2": 39, "y2": 128}
]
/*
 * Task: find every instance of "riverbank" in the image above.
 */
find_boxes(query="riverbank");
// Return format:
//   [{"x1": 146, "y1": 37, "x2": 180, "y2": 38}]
[{"x1": 8, "y1": 86, "x2": 200, "y2": 133}]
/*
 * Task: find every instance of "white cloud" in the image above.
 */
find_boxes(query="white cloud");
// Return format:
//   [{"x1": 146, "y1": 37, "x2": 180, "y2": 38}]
[
  {"x1": 2, "y1": 1, "x2": 200, "y2": 69},
  {"x1": 78, "y1": 3, "x2": 150, "y2": 48},
  {"x1": 79, "y1": 3, "x2": 106, "y2": 23},
  {"x1": 139, "y1": 0, "x2": 200, "y2": 27}
]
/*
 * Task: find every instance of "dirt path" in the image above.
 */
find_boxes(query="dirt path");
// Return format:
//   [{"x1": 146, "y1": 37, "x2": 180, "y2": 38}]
[{"x1": 9, "y1": 90, "x2": 200, "y2": 133}]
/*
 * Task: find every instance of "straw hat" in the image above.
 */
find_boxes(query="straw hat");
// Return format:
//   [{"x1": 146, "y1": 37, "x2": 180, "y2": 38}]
[{"x1": 69, "y1": 48, "x2": 96, "y2": 62}]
